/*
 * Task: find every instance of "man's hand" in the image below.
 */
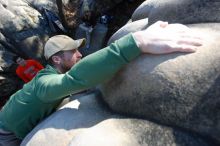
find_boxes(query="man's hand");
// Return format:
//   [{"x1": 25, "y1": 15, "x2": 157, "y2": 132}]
[{"x1": 133, "y1": 21, "x2": 203, "y2": 54}]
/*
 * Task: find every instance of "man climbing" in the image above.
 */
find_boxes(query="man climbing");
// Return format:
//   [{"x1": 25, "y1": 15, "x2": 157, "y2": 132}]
[{"x1": 0, "y1": 21, "x2": 203, "y2": 146}]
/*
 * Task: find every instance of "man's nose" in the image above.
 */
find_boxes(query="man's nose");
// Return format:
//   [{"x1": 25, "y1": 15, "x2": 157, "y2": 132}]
[{"x1": 76, "y1": 50, "x2": 82, "y2": 57}]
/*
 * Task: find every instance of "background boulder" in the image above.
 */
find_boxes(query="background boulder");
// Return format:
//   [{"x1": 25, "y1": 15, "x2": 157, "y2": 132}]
[
  {"x1": 0, "y1": 0, "x2": 57, "y2": 60},
  {"x1": 132, "y1": 0, "x2": 220, "y2": 24},
  {"x1": 0, "y1": 0, "x2": 58, "y2": 106}
]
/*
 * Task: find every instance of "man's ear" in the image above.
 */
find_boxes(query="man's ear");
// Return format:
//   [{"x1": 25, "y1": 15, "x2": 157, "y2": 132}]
[{"x1": 51, "y1": 55, "x2": 62, "y2": 65}]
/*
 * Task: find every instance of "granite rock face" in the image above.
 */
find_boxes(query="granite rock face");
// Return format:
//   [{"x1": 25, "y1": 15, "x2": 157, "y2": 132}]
[
  {"x1": 0, "y1": 0, "x2": 57, "y2": 104},
  {"x1": 100, "y1": 23, "x2": 220, "y2": 144},
  {"x1": 132, "y1": 0, "x2": 220, "y2": 24},
  {"x1": 21, "y1": 93, "x2": 210, "y2": 146},
  {"x1": 0, "y1": 0, "x2": 56, "y2": 59}
]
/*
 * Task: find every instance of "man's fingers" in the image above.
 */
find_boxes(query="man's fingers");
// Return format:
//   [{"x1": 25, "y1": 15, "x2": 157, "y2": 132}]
[
  {"x1": 177, "y1": 38, "x2": 203, "y2": 46},
  {"x1": 165, "y1": 24, "x2": 190, "y2": 33},
  {"x1": 159, "y1": 21, "x2": 168, "y2": 28},
  {"x1": 149, "y1": 21, "x2": 169, "y2": 30},
  {"x1": 173, "y1": 44, "x2": 198, "y2": 53}
]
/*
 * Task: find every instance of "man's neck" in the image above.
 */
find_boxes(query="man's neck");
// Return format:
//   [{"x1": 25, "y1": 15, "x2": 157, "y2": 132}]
[{"x1": 54, "y1": 65, "x2": 66, "y2": 74}]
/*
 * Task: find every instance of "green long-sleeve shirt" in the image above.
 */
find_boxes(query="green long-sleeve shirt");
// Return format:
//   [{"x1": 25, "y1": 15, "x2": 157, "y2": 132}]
[{"x1": 0, "y1": 34, "x2": 140, "y2": 139}]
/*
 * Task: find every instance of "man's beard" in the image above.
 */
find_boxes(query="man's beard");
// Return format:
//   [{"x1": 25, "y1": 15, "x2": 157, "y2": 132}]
[{"x1": 61, "y1": 64, "x2": 72, "y2": 73}]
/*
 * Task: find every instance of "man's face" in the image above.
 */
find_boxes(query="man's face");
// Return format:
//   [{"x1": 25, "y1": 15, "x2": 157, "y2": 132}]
[{"x1": 60, "y1": 49, "x2": 82, "y2": 72}]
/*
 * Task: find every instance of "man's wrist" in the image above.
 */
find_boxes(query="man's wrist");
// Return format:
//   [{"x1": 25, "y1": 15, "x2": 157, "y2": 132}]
[
  {"x1": 132, "y1": 31, "x2": 145, "y2": 53},
  {"x1": 115, "y1": 33, "x2": 141, "y2": 61}
]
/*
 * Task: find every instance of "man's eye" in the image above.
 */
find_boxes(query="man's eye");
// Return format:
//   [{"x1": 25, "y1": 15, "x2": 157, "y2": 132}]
[
  {"x1": 72, "y1": 50, "x2": 77, "y2": 53},
  {"x1": 69, "y1": 50, "x2": 75, "y2": 53}
]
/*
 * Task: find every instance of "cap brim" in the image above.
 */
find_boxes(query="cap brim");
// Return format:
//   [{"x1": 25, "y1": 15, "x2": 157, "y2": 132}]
[
  {"x1": 63, "y1": 38, "x2": 86, "y2": 51},
  {"x1": 78, "y1": 38, "x2": 86, "y2": 49}
]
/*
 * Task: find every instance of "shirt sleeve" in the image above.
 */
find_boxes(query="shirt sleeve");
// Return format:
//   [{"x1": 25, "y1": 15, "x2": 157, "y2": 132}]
[{"x1": 36, "y1": 34, "x2": 141, "y2": 102}]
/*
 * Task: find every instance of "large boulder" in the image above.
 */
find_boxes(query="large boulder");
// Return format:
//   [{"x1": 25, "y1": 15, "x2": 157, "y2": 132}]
[
  {"x1": 21, "y1": 93, "x2": 210, "y2": 146},
  {"x1": 100, "y1": 23, "x2": 220, "y2": 144},
  {"x1": 132, "y1": 0, "x2": 220, "y2": 24},
  {"x1": 0, "y1": 0, "x2": 57, "y2": 60}
]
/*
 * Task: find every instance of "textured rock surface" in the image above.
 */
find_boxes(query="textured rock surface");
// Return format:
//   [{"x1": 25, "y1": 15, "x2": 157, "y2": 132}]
[
  {"x1": 0, "y1": 0, "x2": 56, "y2": 59},
  {"x1": 21, "y1": 93, "x2": 112, "y2": 146},
  {"x1": 21, "y1": 93, "x2": 210, "y2": 146},
  {"x1": 100, "y1": 23, "x2": 220, "y2": 144},
  {"x1": 132, "y1": 0, "x2": 220, "y2": 24},
  {"x1": 0, "y1": 0, "x2": 57, "y2": 105}
]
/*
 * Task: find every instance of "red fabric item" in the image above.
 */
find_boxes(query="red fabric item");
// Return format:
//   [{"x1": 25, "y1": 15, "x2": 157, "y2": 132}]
[{"x1": 16, "y1": 60, "x2": 44, "y2": 83}]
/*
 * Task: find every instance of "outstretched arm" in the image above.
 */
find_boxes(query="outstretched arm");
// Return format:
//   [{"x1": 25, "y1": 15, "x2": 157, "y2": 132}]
[{"x1": 37, "y1": 21, "x2": 203, "y2": 102}]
